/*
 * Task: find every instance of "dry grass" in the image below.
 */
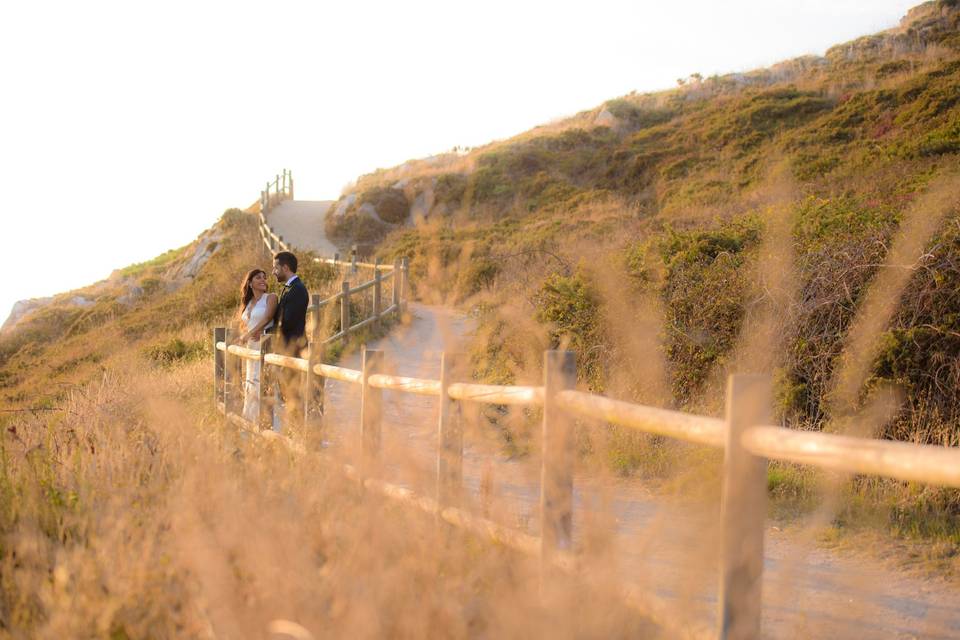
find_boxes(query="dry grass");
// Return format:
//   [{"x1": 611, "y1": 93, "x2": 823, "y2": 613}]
[{"x1": 0, "y1": 349, "x2": 663, "y2": 639}]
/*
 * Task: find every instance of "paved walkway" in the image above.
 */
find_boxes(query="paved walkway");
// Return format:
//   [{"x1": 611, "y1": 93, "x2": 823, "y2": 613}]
[{"x1": 266, "y1": 200, "x2": 339, "y2": 257}]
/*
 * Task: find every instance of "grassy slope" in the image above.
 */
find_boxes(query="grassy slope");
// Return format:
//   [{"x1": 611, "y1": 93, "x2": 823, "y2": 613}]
[
  {"x1": 0, "y1": 209, "x2": 658, "y2": 638},
  {"x1": 0, "y1": 210, "x2": 346, "y2": 414},
  {"x1": 2, "y1": 211, "x2": 507, "y2": 637},
  {"x1": 327, "y1": 2, "x2": 960, "y2": 565}
]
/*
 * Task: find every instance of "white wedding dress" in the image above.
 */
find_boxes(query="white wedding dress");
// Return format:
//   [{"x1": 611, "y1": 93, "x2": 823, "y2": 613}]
[{"x1": 241, "y1": 295, "x2": 274, "y2": 422}]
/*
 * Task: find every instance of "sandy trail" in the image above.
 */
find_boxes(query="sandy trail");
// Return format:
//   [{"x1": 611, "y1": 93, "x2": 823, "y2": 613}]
[{"x1": 265, "y1": 200, "x2": 339, "y2": 256}]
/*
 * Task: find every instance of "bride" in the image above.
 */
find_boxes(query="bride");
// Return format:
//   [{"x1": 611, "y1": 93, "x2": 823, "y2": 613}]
[{"x1": 237, "y1": 268, "x2": 278, "y2": 422}]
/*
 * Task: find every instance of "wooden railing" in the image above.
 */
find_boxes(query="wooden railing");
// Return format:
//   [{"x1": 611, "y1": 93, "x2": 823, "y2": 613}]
[
  {"x1": 215, "y1": 257, "x2": 409, "y2": 417},
  {"x1": 259, "y1": 169, "x2": 294, "y2": 254},
  {"x1": 221, "y1": 176, "x2": 960, "y2": 638},
  {"x1": 212, "y1": 336, "x2": 960, "y2": 638},
  {"x1": 261, "y1": 168, "x2": 294, "y2": 215},
  {"x1": 257, "y1": 170, "x2": 373, "y2": 273}
]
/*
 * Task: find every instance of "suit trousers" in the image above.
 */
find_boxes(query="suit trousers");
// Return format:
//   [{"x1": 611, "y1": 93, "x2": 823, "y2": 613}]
[{"x1": 275, "y1": 334, "x2": 308, "y2": 430}]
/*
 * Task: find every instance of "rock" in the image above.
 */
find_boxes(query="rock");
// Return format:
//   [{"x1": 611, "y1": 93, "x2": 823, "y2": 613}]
[
  {"x1": 2, "y1": 297, "x2": 53, "y2": 332},
  {"x1": 595, "y1": 108, "x2": 618, "y2": 127},
  {"x1": 410, "y1": 187, "x2": 436, "y2": 225},
  {"x1": 167, "y1": 228, "x2": 224, "y2": 283},
  {"x1": 333, "y1": 194, "x2": 356, "y2": 218},
  {"x1": 359, "y1": 186, "x2": 409, "y2": 224},
  {"x1": 2, "y1": 294, "x2": 96, "y2": 332},
  {"x1": 358, "y1": 202, "x2": 380, "y2": 220},
  {"x1": 118, "y1": 286, "x2": 144, "y2": 306}
]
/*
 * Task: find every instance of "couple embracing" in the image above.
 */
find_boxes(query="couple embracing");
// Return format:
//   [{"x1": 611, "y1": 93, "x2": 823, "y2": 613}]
[{"x1": 236, "y1": 251, "x2": 310, "y2": 424}]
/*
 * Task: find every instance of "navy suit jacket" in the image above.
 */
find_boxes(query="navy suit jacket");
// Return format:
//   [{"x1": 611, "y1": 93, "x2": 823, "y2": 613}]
[{"x1": 275, "y1": 276, "x2": 309, "y2": 347}]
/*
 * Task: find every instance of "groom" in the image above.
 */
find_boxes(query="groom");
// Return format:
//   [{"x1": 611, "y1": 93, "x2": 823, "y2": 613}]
[
  {"x1": 269, "y1": 251, "x2": 310, "y2": 429},
  {"x1": 271, "y1": 250, "x2": 309, "y2": 356}
]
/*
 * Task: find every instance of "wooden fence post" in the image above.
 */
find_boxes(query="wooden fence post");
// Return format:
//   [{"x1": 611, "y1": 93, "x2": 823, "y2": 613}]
[
  {"x1": 392, "y1": 258, "x2": 401, "y2": 310},
  {"x1": 288, "y1": 172, "x2": 294, "y2": 200},
  {"x1": 350, "y1": 245, "x2": 357, "y2": 274},
  {"x1": 224, "y1": 329, "x2": 242, "y2": 416},
  {"x1": 258, "y1": 335, "x2": 273, "y2": 430},
  {"x1": 303, "y1": 294, "x2": 324, "y2": 428},
  {"x1": 360, "y1": 348, "x2": 384, "y2": 470},
  {"x1": 373, "y1": 265, "x2": 382, "y2": 330},
  {"x1": 214, "y1": 327, "x2": 225, "y2": 408},
  {"x1": 540, "y1": 350, "x2": 576, "y2": 577},
  {"x1": 718, "y1": 374, "x2": 771, "y2": 640},
  {"x1": 340, "y1": 281, "x2": 351, "y2": 342},
  {"x1": 437, "y1": 352, "x2": 466, "y2": 508},
  {"x1": 400, "y1": 257, "x2": 409, "y2": 313}
]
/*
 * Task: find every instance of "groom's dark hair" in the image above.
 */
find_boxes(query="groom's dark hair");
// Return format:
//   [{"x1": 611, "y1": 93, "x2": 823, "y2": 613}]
[{"x1": 274, "y1": 251, "x2": 298, "y2": 273}]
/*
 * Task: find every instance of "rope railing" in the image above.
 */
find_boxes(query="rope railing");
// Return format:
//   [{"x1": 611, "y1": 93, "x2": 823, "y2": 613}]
[{"x1": 218, "y1": 175, "x2": 960, "y2": 639}]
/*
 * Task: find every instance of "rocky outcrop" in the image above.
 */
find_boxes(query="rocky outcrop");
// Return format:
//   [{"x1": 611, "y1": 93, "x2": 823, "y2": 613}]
[
  {"x1": 2, "y1": 294, "x2": 94, "y2": 333},
  {"x1": 166, "y1": 228, "x2": 224, "y2": 284},
  {"x1": 595, "y1": 108, "x2": 618, "y2": 128},
  {"x1": 2, "y1": 297, "x2": 53, "y2": 332},
  {"x1": 826, "y1": 1, "x2": 960, "y2": 63},
  {"x1": 410, "y1": 186, "x2": 436, "y2": 224},
  {"x1": 333, "y1": 193, "x2": 357, "y2": 219}
]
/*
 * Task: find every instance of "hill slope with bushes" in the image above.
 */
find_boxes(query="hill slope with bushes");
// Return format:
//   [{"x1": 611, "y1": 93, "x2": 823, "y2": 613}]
[
  {"x1": 330, "y1": 1, "x2": 960, "y2": 445},
  {"x1": 0, "y1": 209, "x2": 338, "y2": 412},
  {"x1": 322, "y1": 3, "x2": 960, "y2": 558}
]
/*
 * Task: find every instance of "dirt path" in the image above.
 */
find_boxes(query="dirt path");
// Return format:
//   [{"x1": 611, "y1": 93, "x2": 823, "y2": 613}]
[
  {"x1": 267, "y1": 212, "x2": 960, "y2": 636},
  {"x1": 316, "y1": 304, "x2": 960, "y2": 639},
  {"x1": 265, "y1": 200, "x2": 339, "y2": 257}
]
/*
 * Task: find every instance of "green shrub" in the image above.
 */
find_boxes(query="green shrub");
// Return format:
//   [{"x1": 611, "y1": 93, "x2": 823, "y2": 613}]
[
  {"x1": 435, "y1": 173, "x2": 468, "y2": 204},
  {"x1": 604, "y1": 99, "x2": 676, "y2": 130},
  {"x1": 657, "y1": 217, "x2": 761, "y2": 402},
  {"x1": 917, "y1": 115, "x2": 960, "y2": 156},
  {"x1": 535, "y1": 271, "x2": 606, "y2": 389},
  {"x1": 703, "y1": 88, "x2": 834, "y2": 151},
  {"x1": 142, "y1": 338, "x2": 208, "y2": 367}
]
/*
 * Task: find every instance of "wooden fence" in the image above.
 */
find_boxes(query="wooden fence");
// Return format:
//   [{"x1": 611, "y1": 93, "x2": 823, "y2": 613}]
[
  {"x1": 213, "y1": 343, "x2": 960, "y2": 637},
  {"x1": 259, "y1": 169, "x2": 294, "y2": 254},
  {"x1": 215, "y1": 256, "x2": 409, "y2": 423},
  {"x1": 219, "y1": 178, "x2": 960, "y2": 639},
  {"x1": 257, "y1": 170, "x2": 370, "y2": 272}
]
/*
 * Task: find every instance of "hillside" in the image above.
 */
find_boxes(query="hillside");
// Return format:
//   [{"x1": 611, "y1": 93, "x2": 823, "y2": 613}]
[
  {"x1": 328, "y1": 1, "x2": 960, "y2": 440},
  {"x1": 2, "y1": 4, "x2": 960, "y2": 628},
  {"x1": 316, "y1": 1, "x2": 960, "y2": 557},
  {"x1": 2, "y1": 210, "x2": 631, "y2": 638},
  {"x1": 0, "y1": 209, "x2": 338, "y2": 412}
]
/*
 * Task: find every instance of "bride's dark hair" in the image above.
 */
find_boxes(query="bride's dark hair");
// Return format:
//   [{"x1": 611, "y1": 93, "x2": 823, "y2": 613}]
[{"x1": 238, "y1": 268, "x2": 266, "y2": 318}]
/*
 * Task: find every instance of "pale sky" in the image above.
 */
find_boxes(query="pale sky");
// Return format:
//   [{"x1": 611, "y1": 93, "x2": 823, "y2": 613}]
[{"x1": 0, "y1": 0, "x2": 920, "y2": 324}]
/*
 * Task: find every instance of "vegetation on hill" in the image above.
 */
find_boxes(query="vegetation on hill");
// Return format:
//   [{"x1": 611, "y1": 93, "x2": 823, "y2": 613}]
[
  {"x1": 326, "y1": 1, "x2": 960, "y2": 561},
  {"x1": 0, "y1": 207, "x2": 663, "y2": 638},
  {"x1": 0, "y1": 209, "x2": 341, "y2": 413},
  {"x1": 2, "y1": 6, "x2": 960, "y2": 629}
]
